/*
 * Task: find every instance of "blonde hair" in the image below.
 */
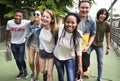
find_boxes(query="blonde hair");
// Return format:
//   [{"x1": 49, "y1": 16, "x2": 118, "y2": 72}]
[{"x1": 44, "y1": 9, "x2": 58, "y2": 42}]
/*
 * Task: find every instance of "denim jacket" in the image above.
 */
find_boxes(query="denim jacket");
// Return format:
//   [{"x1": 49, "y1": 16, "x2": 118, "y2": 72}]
[{"x1": 27, "y1": 24, "x2": 41, "y2": 47}]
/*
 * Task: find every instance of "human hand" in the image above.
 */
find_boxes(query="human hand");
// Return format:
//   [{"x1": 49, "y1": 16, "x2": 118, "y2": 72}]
[
  {"x1": 106, "y1": 48, "x2": 110, "y2": 55},
  {"x1": 78, "y1": 65, "x2": 83, "y2": 76},
  {"x1": 82, "y1": 45, "x2": 89, "y2": 52},
  {"x1": 5, "y1": 42, "x2": 9, "y2": 48}
]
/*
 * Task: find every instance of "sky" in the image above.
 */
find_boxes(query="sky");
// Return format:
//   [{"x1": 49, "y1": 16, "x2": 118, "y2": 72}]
[
  {"x1": 71, "y1": 0, "x2": 120, "y2": 18},
  {"x1": 89, "y1": 0, "x2": 120, "y2": 17}
]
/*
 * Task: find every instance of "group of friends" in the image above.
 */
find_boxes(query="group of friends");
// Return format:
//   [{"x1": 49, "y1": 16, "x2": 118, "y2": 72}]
[{"x1": 5, "y1": 0, "x2": 110, "y2": 81}]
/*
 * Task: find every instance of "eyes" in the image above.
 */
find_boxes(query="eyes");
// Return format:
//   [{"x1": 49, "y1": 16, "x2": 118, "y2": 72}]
[
  {"x1": 33, "y1": 13, "x2": 41, "y2": 16},
  {"x1": 66, "y1": 21, "x2": 76, "y2": 25},
  {"x1": 65, "y1": 16, "x2": 77, "y2": 25}
]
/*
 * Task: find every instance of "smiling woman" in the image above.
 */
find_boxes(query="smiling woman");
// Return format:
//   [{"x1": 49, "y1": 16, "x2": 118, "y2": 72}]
[{"x1": 54, "y1": 13, "x2": 82, "y2": 81}]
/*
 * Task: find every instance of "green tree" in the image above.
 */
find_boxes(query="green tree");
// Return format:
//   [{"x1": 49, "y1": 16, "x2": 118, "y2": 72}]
[{"x1": 0, "y1": 0, "x2": 96, "y2": 25}]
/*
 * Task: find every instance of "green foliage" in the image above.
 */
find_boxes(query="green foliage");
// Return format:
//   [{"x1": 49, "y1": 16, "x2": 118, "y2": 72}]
[
  {"x1": 4, "y1": 11, "x2": 14, "y2": 18},
  {"x1": 0, "y1": 0, "x2": 97, "y2": 25},
  {"x1": 0, "y1": 0, "x2": 74, "y2": 19}
]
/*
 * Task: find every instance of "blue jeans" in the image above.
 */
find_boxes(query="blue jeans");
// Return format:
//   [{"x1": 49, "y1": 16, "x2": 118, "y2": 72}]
[
  {"x1": 89, "y1": 45, "x2": 103, "y2": 80},
  {"x1": 11, "y1": 43, "x2": 27, "y2": 71},
  {"x1": 54, "y1": 57, "x2": 75, "y2": 81}
]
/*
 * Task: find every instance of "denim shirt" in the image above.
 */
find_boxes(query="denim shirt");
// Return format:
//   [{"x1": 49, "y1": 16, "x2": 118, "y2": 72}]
[
  {"x1": 27, "y1": 24, "x2": 41, "y2": 47},
  {"x1": 78, "y1": 15, "x2": 96, "y2": 37},
  {"x1": 77, "y1": 14, "x2": 96, "y2": 53}
]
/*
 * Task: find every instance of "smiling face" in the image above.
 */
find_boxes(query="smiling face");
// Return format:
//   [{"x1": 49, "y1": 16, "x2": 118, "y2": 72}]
[
  {"x1": 78, "y1": 2, "x2": 91, "y2": 18},
  {"x1": 64, "y1": 15, "x2": 78, "y2": 33},
  {"x1": 98, "y1": 12, "x2": 107, "y2": 22},
  {"x1": 41, "y1": 11, "x2": 52, "y2": 27},
  {"x1": 33, "y1": 10, "x2": 41, "y2": 21},
  {"x1": 14, "y1": 12, "x2": 23, "y2": 24}
]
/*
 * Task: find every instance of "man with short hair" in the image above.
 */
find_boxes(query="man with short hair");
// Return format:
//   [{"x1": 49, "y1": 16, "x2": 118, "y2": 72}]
[
  {"x1": 5, "y1": 9, "x2": 30, "y2": 80},
  {"x1": 76, "y1": 0, "x2": 96, "y2": 79}
]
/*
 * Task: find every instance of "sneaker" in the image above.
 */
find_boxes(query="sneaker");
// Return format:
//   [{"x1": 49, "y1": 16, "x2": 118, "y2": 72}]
[
  {"x1": 16, "y1": 71, "x2": 23, "y2": 79},
  {"x1": 34, "y1": 77, "x2": 40, "y2": 81},
  {"x1": 97, "y1": 78, "x2": 102, "y2": 81},
  {"x1": 83, "y1": 67, "x2": 90, "y2": 78},
  {"x1": 30, "y1": 74, "x2": 35, "y2": 81},
  {"x1": 23, "y1": 69, "x2": 29, "y2": 79},
  {"x1": 43, "y1": 71, "x2": 47, "y2": 81}
]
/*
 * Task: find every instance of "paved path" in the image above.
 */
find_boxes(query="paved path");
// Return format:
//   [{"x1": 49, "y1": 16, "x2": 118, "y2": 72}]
[{"x1": 0, "y1": 42, "x2": 120, "y2": 81}]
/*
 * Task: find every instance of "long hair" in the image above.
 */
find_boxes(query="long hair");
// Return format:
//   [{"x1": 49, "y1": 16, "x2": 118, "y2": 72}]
[
  {"x1": 60, "y1": 13, "x2": 82, "y2": 49},
  {"x1": 43, "y1": 9, "x2": 58, "y2": 41},
  {"x1": 96, "y1": 8, "x2": 109, "y2": 21}
]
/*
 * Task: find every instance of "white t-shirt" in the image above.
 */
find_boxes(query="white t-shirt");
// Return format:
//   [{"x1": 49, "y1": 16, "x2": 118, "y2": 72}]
[
  {"x1": 39, "y1": 27, "x2": 55, "y2": 53},
  {"x1": 54, "y1": 25, "x2": 82, "y2": 60},
  {"x1": 6, "y1": 19, "x2": 30, "y2": 44}
]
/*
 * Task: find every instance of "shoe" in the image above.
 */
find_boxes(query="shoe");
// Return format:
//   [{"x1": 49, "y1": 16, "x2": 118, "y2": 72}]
[
  {"x1": 16, "y1": 71, "x2": 23, "y2": 79},
  {"x1": 23, "y1": 69, "x2": 29, "y2": 79},
  {"x1": 34, "y1": 77, "x2": 40, "y2": 81},
  {"x1": 97, "y1": 78, "x2": 102, "y2": 81},
  {"x1": 43, "y1": 71, "x2": 47, "y2": 81},
  {"x1": 83, "y1": 67, "x2": 90, "y2": 78},
  {"x1": 30, "y1": 74, "x2": 35, "y2": 81},
  {"x1": 97, "y1": 79, "x2": 102, "y2": 81}
]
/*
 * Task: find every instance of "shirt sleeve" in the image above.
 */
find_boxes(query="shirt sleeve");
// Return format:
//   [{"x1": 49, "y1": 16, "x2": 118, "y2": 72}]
[
  {"x1": 76, "y1": 30, "x2": 82, "y2": 56},
  {"x1": 6, "y1": 21, "x2": 10, "y2": 30},
  {"x1": 90, "y1": 18, "x2": 96, "y2": 37},
  {"x1": 76, "y1": 38, "x2": 82, "y2": 56}
]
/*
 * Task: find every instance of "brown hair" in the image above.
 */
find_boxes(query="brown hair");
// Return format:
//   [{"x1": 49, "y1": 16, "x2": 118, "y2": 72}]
[{"x1": 78, "y1": 0, "x2": 91, "y2": 7}]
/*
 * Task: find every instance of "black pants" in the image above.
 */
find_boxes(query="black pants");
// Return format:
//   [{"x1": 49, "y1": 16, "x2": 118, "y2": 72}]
[
  {"x1": 82, "y1": 52, "x2": 90, "y2": 72},
  {"x1": 75, "y1": 52, "x2": 90, "y2": 79}
]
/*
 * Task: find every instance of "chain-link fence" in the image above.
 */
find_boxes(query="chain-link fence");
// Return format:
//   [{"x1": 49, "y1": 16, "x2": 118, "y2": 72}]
[{"x1": 0, "y1": 26, "x2": 6, "y2": 42}]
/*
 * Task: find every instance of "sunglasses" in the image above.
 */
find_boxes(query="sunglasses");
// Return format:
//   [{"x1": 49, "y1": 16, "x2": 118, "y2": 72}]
[{"x1": 33, "y1": 13, "x2": 40, "y2": 16}]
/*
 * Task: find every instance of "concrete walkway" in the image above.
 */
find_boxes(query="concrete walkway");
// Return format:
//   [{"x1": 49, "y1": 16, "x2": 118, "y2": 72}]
[{"x1": 0, "y1": 42, "x2": 120, "y2": 81}]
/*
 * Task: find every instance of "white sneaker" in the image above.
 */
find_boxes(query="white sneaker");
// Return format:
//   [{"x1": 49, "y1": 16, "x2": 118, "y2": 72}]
[
  {"x1": 34, "y1": 77, "x2": 39, "y2": 81},
  {"x1": 30, "y1": 74, "x2": 35, "y2": 81}
]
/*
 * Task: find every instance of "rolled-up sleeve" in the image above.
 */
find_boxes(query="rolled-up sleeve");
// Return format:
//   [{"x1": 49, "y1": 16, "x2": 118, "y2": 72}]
[{"x1": 76, "y1": 38, "x2": 82, "y2": 56}]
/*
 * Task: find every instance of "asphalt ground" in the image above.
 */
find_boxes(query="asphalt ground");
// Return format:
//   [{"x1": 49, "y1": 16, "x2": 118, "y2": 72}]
[{"x1": 0, "y1": 42, "x2": 120, "y2": 81}]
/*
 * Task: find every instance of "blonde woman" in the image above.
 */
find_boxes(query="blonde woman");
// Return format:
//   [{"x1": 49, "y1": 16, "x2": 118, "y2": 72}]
[
  {"x1": 27, "y1": 10, "x2": 42, "y2": 81},
  {"x1": 38, "y1": 9, "x2": 57, "y2": 81}
]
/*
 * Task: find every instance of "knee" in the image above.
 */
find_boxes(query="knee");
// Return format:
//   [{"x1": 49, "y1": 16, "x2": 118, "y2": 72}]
[
  {"x1": 29, "y1": 63, "x2": 34, "y2": 67},
  {"x1": 17, "y1": 58, "x2": 23, "y2": 63},
  {"x1": 40, "y1": 69, "x2": 45, "y2": 73},
  {"x1": 35, "y1": 61, "x2": 39, "y2": 67},
  {"x1": 29, "y1": 60, "x2": 34, "y2": 66}
]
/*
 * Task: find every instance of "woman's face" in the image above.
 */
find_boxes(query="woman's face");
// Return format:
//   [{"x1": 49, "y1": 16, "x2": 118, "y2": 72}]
[
  {"x1": 65, "y1": 15, "x2": 78, "y2": 33},
  {"x1": 98, "y1": 12, "x2": 107, "y2": 22},
  {"x1": 41, "y1": 11, "x2": 52, "y2": 26},
  {"x1": 33, "y1": 10, "x2": 41, "y2": 21}
]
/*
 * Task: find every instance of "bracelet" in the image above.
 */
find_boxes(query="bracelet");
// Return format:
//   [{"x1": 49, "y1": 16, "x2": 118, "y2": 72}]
[{"x1": 107, "y1": 47, "x2": 110, "y2": 49}]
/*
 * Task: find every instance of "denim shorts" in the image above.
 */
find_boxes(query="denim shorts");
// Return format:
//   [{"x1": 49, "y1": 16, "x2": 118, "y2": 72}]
[{"x1": 39, "y1": 49, "x2": 54, "y2": 59}]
